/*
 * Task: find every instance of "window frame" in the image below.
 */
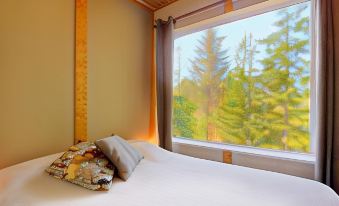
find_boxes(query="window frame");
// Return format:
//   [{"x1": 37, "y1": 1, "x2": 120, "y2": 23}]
[{"x1": 172, "y1": 0, "x2": 316, "y2": 156}]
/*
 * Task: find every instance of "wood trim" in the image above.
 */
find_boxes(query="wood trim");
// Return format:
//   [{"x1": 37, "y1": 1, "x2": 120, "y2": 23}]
[
  {"x1": 75, "y1": 0, "x2": 88, "y2": 143},
  {"x1": 133, "y1": 0, "x2": 156, "y2": 11},
  {"x1": 131, "y1": 0, "x2": 155, "y2": 12},
  {"x1": 154, "y1": 0, "x2": 178, "y2": 11},
  {"x1": 223, "y1": 150, "x2": 233, "y2": 164},
  {"x1": 132, "y1": 0, "x2": 178, "y2": 12},
  {"x1": 224, "y1": 0, "x2": 234, "y2": 13}
]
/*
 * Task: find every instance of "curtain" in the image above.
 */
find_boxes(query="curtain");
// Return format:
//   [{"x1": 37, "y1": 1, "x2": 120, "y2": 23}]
[
  {"x1": 155, "y1": 17, "x2": 175, "y2": 151},
  {"x1": 315, "y1": 0, "x2": 339, "y2": 193}
]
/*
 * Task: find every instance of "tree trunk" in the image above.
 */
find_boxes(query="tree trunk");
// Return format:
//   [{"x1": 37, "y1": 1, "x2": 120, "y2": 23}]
[
  {"x1": 282, "y1": 14, "x2": 290, "y2": 150},
  {"x1": 282, "y1": 103, "x2": 289, "y2": 150},
  {"x1": 207, "y1": 88, "x2": 216, "y2": 141}
]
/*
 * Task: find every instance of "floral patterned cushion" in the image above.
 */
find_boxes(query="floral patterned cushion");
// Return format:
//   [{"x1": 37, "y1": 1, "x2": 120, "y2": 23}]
[{"x1": 45, "y1": 142, "x2": 115, "y2": 191}]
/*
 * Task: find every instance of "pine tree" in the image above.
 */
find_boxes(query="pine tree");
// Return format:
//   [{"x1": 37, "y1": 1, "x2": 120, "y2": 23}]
[
  {"x1": 217, "y1": 33, "x2": 265, "y2": 145},
  {"x1": 190, "y1": 29, "x2": 230, "y2": 141},
  {"x1": 258, "y1": 5, "x2": 310, "y2": 152}
]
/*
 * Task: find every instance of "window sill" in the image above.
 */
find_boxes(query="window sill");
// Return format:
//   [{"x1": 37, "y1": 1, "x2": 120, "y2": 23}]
[{"x1": 172, "y1": 137, "x2": 315, "y2": 163}]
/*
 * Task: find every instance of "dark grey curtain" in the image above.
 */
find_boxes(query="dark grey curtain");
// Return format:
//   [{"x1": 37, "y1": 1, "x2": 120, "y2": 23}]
[
  {"x1": 315, "y1": 0, "x2": 339, "y2": 193},
  {"x1": 156, "y1": 17, "x2": 174, "y2": 151}
]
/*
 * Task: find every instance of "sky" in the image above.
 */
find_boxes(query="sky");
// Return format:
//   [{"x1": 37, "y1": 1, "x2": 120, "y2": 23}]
[{"x1": 173, "y1": 1, "x2": 311, "y2": 86}]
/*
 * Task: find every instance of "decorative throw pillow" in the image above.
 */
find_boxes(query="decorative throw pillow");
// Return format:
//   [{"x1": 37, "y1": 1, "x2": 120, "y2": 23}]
[
  {"x1": 95, "y1": 135, "x2": 143, "y2": 181},
  {"x1": 45, "y1": 142, "x2": 115, "y2": 191}
]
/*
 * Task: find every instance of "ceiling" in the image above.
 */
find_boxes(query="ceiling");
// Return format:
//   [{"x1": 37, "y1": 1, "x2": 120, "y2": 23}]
[{"x1": 134, "y1": 0, "x2": 177, "y2": 11}]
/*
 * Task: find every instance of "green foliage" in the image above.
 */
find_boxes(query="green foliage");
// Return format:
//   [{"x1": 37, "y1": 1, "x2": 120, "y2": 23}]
[
  {"x1": 216, "y1": 33, "x2": 267, "y2": 146},
  {"x1": 257, "y1": 5, "x2": 310, "y2": 152},
  {"x1": 172, "y1": 96, "x2": 197, "y2": 138}
]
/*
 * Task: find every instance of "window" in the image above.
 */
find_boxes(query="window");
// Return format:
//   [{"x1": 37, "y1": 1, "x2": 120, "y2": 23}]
[{"x1": 172, "y1": 1, "x2": 313, "y2": 153}]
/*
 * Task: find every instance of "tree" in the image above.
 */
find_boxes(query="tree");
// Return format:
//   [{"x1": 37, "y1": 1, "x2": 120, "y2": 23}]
[
  {"x1": 174, "y1": 46, "x2": 183, "y2": 97},
  {"x1": 258, "y1": 5, "x2": 310, "y2": 152},
  {"x1": 190, "y1": 29, "x2": 230, "y2": 141},
  {"x1": 216, "y1": 33, "x2": 265, "y2": 146}
]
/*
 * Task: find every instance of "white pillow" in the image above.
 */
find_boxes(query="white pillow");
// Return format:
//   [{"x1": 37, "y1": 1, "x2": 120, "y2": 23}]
[{"x1": 95, "y1": 135, "x2": 143, "y2": 181}]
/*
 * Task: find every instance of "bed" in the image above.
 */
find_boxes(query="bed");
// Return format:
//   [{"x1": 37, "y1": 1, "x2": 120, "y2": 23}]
[{"x1": 0, "y1": 141, "x2": 338, "y2": 206}]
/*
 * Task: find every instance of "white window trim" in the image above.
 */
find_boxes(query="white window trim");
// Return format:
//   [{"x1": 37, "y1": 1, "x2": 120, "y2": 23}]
[
  {"x1": 173, "y1": 0, "x2": 317, "y2": 157},
  {"x1": 173, "y1": 137, "x2": 315, "y2": 163}
]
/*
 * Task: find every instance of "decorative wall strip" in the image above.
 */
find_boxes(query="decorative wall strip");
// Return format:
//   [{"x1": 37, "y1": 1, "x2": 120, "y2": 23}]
[
  {"x1": 75, "y1": 0, "x2": 88, "y2": 143},
  {"x1": 149, "y1": 13, "x2": 158, "y2": 144}
]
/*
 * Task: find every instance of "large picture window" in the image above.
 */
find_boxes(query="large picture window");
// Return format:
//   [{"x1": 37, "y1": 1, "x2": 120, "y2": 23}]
[{"x1": 172, "y1": 1, "x2": 312, "y2": 153}]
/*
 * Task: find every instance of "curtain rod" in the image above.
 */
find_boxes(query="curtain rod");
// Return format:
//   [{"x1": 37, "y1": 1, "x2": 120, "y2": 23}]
[
  {"x1": 174, "y1": 0, "x2": 224, "y2": 21},
  {"x1": 154, "y1": 0, "x2": 225, "y2": 28}
]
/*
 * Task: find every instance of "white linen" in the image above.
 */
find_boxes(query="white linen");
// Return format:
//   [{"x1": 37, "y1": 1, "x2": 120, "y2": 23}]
[{"x1": 0, "y1": 141, "x2": 338, "y2": 206}]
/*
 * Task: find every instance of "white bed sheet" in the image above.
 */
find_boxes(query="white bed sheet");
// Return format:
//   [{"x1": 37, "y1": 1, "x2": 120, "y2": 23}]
[{"x1": 0, "y1": 141, "x2": 338, "y2": 206}]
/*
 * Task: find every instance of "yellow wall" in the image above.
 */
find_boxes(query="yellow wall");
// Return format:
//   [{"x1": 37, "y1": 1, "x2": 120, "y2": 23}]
[
  {"x1": 0, "y1": 0, "x2": 153, "y2": 169},
  {"x1": 88, "y1": 0, "x2": 152, "y2": 141},
  {"x1": 0, "y1": 0, "x2": 75, "y2": 169}
]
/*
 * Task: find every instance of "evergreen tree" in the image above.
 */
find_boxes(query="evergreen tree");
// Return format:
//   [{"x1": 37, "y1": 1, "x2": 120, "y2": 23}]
[
  {"x1": 190, "y1": 29, "x2": 230, "y2": 141},
  {"x1": 217, "y1": 33, "x2": 265, "y2": 145},
  {"x1": 258, "y1": 5, "x2": 310, "y2": 152}
]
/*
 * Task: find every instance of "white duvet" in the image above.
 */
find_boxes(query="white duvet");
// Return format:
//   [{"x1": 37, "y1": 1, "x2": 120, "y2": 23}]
[{"x1": 0, "y1": 141, "x2": 338, "y2": 206}]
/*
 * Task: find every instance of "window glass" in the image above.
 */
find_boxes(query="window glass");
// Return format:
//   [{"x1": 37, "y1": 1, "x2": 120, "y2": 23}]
[{"x1": 172, "y1": 1, "x2": 312, "y2": 153}]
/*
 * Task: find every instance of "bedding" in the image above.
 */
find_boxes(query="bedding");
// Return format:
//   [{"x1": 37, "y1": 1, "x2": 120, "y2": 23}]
[
  {"x1": 45, "y1": 142, "x2": 114, "y2": 191},
  {"x1": 0, "y1": 141, "x2": 338, "y2": 206},
  {"x1": 95, "y1": 136, "x2": 143, "y2": 181}
]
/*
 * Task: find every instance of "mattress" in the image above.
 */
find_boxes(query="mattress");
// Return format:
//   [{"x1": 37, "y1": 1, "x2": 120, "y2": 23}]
[{"x1": 0, "y1": 141, "x2": 338, "y2": 206}]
